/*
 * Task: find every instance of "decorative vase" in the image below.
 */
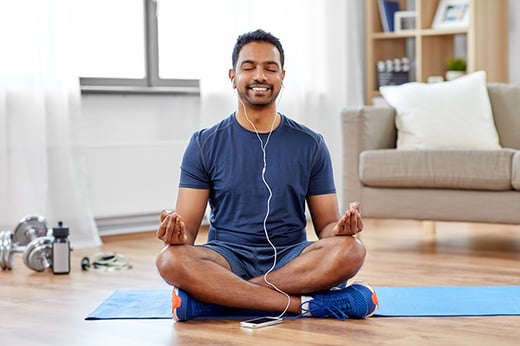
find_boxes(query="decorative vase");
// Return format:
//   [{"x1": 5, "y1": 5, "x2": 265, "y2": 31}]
[{"x1": 445, "y1": 70, "x2": 466, "y2": 81}]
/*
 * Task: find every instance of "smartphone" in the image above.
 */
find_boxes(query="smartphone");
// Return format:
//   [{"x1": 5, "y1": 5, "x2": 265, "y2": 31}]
[{"x1": 240, "y1": 316, "x2": 283, "y2": 329}]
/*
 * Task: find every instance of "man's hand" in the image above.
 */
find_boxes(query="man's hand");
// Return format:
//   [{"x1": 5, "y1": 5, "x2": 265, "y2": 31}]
[
  {"x1": 157, "y1": 210, "x2": 189, "y2": 245},
  {"x1": 332, "y1": 202, "x2": 364, "y2": 236}
]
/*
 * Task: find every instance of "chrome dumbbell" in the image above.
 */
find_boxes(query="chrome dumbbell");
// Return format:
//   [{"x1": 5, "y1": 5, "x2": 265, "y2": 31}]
[
  {"x1": 0, "y1": 230, "x2": 18, "y2": 270},
  {"x1": 22, "y1": 236, "x2": 53, "y2": 272},
  {"x1": 0, "y1": 215, "x2": 52, "y2": 272},
  {"x1": 13, "y1": 215, "x2": 49, "y2": 245},
  {"x1": 15, "y1": 215, "x2": 53, "y2": 272}
]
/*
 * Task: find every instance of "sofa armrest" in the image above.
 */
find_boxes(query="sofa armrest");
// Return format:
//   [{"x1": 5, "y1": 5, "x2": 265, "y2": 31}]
[{"x1": 341, "y1": 106, "x2": 396, "y2": 207}]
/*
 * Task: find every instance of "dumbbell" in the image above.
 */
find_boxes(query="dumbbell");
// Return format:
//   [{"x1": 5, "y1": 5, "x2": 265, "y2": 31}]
[
  {"x1": 0, "y1": 215, "x2": 52, "y2": 272},
  {"x1": 22, "y1": 235, "x2": 53, "y2": 272},
  {"x1": 0, "y1": 230, "x2": 18, "y2": 270},
  {"x1": 15, "y1": 215, "x2": 53, "y2": 272},
  {"x1": 13, "y1": 215, "x2": 49, "y2": 245}
]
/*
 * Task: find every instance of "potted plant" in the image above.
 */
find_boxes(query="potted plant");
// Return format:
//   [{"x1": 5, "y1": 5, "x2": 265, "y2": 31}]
[{"x1": 445, "y1": 58, "x2": 467, "y2": 81}]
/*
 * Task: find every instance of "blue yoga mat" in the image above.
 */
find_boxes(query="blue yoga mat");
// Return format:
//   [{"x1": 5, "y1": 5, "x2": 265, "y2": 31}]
[
  {"x1": 86, "y1": 290, "x2": 172, "y2": 320},
  {"x1": 85, "y1": 286, "x2": 520, "y2": 320},
  {"x1": 85, "y1": 289, "x2": 278, "y2": 320},
  {"x1": 375, "y1": 286, "x2": 520, "y2": 317}
]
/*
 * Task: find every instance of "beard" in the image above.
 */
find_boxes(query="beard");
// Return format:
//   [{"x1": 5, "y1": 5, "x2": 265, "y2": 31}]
[{"x1": 237, "y1": 84, "x2": 281, "y2": 107}]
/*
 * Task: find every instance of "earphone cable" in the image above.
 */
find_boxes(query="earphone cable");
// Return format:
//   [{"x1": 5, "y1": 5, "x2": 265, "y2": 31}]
[{"x1": 239, "y1": 99, "x2": 291, "y2": 318}]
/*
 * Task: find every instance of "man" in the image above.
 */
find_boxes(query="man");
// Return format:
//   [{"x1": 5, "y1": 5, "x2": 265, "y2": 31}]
[{"x1": 156, "y1": 29, "x2": 378, "y2": 321}]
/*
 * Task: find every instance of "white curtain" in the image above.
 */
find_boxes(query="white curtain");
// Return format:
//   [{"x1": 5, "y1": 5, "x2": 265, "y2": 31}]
[
  {"x1": 0, "y1": 1, "x2": 101, "y2": 248},
  {"x1": 199, "y1": 0, "x2": 365, "y2": 210}
]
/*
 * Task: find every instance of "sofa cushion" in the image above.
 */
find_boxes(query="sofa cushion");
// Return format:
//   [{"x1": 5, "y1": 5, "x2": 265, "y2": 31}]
[
  {"x1": 359, "y1": 149, "x2": 514, "y2": 191},
  {"x1": 379, "y1": 71, "x2": 501, "y2": 150},
  {"x1": 513, "y1": 152, "x2": 520, "y2": 191},
  {"x1": 487, "y1": 83, "x2": 520, "y2": 150}
]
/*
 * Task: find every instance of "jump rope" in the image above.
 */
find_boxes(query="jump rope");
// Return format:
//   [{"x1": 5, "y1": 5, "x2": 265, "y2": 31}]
[{"x1": 239, "y1": 92, "x2": 291, "y2": 319}]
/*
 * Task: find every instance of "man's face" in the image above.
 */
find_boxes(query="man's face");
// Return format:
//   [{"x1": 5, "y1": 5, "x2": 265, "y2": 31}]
[{"x1": 231, "y1": 41, "x2": 285, "y2": 107}]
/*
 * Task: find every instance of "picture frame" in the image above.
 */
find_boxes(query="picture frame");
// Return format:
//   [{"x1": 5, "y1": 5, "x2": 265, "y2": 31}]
[
  {"x1": 432, "y1": 0, "x2": 470, "y2": 29},
  {"x1": 394, "y1": 11, "x2": 417, "y2": 32}
]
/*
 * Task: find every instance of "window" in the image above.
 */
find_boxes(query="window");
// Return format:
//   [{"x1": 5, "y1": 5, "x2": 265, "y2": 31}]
[{"x1": 74, "y1": 0, "x2": 199, "y2": 94}]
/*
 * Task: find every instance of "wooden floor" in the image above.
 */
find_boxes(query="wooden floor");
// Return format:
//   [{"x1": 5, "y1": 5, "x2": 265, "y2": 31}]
[{"x1": 2, "y1": 219, "x2": 520, "y2": 345}]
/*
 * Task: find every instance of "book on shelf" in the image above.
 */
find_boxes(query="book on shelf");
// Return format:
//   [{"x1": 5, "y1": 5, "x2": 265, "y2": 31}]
[{"x1": 378, "y1": 0, "x2": 400, "y2": 32}]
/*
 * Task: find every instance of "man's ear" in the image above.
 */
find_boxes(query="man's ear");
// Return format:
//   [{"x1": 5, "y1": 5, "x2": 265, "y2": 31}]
[{"x1": 229, "y1": 69, "x2": 236, "y2": 88}]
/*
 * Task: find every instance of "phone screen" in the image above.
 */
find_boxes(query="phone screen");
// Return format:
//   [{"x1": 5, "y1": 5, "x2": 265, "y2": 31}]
[
  {"x1": 240, "y1": 316, "x2": 283, "y2": 328},
  {"x1": 246, "y1": 317, "x2": 276, "y2": 324}
]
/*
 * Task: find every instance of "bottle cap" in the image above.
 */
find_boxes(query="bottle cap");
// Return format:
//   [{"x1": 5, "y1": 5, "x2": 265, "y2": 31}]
[{"x1": 52, "y1": 221, "x2": 69, "y2": 238}]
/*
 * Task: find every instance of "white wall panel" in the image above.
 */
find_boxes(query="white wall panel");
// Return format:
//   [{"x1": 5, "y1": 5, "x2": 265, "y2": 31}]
[
  {"x1": 84, "y1": 141, "x2": 185, "y2": 218},
  {"x1": 80, "y1": 93, "x2": 202, "y2": 233}
]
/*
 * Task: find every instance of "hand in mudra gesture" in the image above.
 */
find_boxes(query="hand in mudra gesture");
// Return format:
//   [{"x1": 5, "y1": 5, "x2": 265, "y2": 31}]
[
  {"x1": 332, "y1": 202, "x2": 364, "y2": 236},
  {"x1": 157, "y1": 210, "x2": 189, "y2": 245}
]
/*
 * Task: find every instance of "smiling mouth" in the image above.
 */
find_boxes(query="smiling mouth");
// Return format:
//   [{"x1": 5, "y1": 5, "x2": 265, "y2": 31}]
[{"x1": 249, "y1": 85, "x2": 270, "y2": 92}]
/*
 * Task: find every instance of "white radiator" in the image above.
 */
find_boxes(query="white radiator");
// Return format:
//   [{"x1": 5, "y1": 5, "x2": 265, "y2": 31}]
[{"x1": 84, "y1": 141, "x2": 185, "y2": 235}]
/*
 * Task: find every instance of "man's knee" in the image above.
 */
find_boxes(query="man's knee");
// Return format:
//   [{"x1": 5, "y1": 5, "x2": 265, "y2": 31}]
[
  {"x1": 156, "y1": 245, "x2": 231, "y2": 285},
  {"x1": 156, "y1": 245, "x2": 188, "y2": 284},
  {"x1": 329, "y1": 236, "x2": 366, "y2": 271},
  {"x1": 346, "y1": 236, "x2": 366, "y2": 266}
]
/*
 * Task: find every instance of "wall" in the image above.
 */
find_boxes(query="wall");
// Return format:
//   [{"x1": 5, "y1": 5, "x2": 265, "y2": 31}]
[{"x1": 81, "y1": 93, "x2": 202, "y2": 234}]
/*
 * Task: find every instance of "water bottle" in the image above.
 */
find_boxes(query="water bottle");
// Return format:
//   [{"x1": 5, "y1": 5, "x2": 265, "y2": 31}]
[{"x1": 52, "y1": 221, "x2": 70, "y2": 274}]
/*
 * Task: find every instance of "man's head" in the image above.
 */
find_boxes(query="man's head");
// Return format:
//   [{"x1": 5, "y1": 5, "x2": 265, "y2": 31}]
[
  {"x1": 231, "y1": 29, "x2": 285, "y2": 71},
  {"x1": 229, "y1": 29, "x2": 285, "y2": 109}
]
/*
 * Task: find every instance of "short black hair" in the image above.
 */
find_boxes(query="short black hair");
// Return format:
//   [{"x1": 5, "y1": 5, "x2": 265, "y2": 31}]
[{"x1": 231, "y1": 29, "x2": 285, "y2": 70}]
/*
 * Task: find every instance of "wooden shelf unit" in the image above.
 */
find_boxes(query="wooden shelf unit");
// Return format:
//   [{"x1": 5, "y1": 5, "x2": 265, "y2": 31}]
[{"x1": 365, "y1": 0, "x2": 509, "y2": 104}]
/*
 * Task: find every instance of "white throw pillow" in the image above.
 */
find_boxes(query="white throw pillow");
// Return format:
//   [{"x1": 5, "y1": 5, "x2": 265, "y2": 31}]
[{"x1": 379, "y1": 71, "x2": 501, "y2": 150}]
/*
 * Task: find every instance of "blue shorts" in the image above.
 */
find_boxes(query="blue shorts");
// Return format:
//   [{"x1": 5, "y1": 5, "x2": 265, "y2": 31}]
[{"x1": 201, "y1": 240, "x2": 314, "y2": 280}]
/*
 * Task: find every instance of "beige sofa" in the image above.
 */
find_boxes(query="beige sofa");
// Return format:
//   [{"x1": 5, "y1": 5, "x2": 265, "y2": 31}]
[{"x1": 342, "y1": 83, "x2": 520, "y2": 224}]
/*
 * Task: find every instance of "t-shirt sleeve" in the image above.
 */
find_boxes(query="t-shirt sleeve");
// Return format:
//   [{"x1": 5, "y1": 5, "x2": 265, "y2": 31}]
[
  {"x1": 307, "y1": 135, "x2": 336, "y2": 196},
  {"x1": 179, "y1": 132, "x2": 211, "y2": 189}
]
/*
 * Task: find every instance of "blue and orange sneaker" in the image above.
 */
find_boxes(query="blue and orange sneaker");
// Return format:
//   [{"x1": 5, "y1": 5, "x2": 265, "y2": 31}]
[
  {"x1": 171, "y1": 287, "x2": 225, "y2": 321},
  {"x1": 300, "y1": 282, "x2": 378, "y2": 320}
]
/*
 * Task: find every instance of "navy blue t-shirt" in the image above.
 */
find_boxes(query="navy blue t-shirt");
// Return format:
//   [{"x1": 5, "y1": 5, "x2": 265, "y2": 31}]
[{"x1": 179, "y1": 113, "x2": 336, "y2": 247}]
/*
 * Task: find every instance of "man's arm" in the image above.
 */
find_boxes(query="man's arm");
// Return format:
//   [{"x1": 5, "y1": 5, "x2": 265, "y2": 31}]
[
  {"x1": 307, "y1": 194, "x2": 363, "y2": 239},
  {"x1": 157, "y1": 187, "x2": 210, "y2": 245}
]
